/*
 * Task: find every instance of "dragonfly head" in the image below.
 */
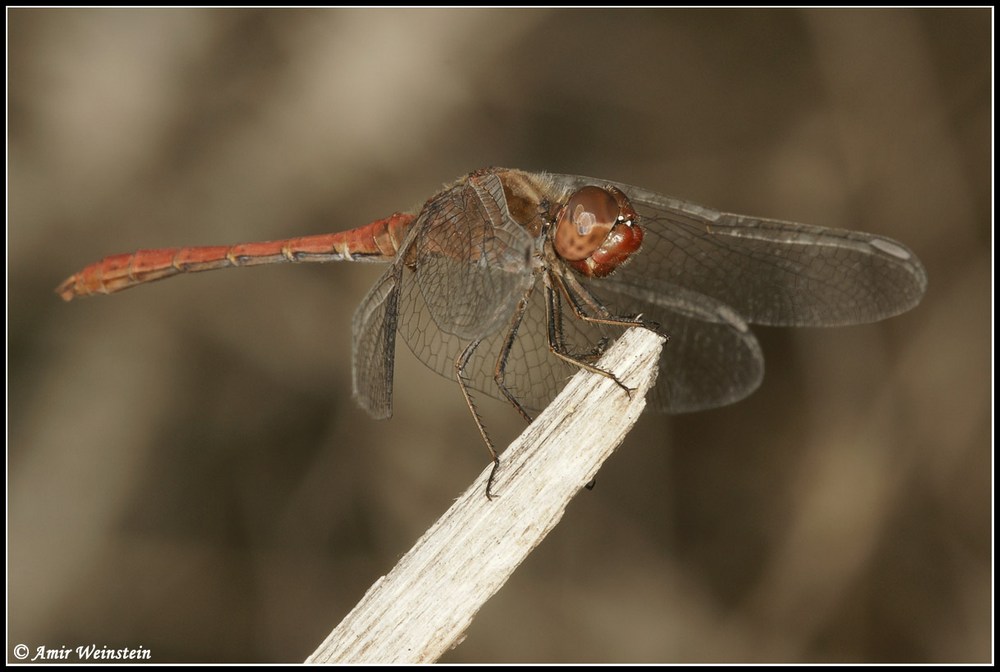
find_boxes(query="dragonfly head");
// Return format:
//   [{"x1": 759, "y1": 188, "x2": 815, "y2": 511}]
[{"x1": 553, "y1": 185, "x2": 643, "y2": 278}]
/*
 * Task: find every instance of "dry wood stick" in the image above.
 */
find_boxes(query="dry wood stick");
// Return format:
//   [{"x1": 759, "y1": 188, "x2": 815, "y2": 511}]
[{"x1": 307, "y1": 327, "x2": 665, "y2": 663}]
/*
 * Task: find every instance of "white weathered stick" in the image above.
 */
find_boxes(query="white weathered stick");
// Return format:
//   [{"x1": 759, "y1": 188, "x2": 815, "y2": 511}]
[{"x1": 307, "y1": 327, "x2": 665, "y2": 664}]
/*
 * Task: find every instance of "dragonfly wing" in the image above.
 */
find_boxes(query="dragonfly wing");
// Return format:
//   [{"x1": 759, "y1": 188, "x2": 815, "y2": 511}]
[
  {"x1": 546, "y1": 173, "x2": 928, "y2": 327},
  {"x1": 409, "y1": 171, "x2": 536, "y2": 340},
  {"x1": 589, "y1": 275, "x2": 764, "y2": 413},
  {"x1": 397, "y1": 270, "x2": 618, "y2": 414},
  {"x1": 352, "y1": 263, "x2": 403, "y2": 419},
  {"x1": 395, "y1": 267, "x2": 765, "y2": 415},
  {"x1": 388, "y1": 171, "x2": 550, "y2": 412}
]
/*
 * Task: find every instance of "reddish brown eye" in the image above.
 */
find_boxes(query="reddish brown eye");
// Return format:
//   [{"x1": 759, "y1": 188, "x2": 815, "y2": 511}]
[
  {"x1": 553, "y1": 185, "x2": 643, "y2": 277},
  {"x1": 553, "y1": 186, "x2": 620, "y2": 261}
]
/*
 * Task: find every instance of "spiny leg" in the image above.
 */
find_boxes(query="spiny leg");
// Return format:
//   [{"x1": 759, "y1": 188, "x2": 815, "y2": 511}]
[
  {"x1": 492, "y1": 284, "x2": 537, "y2": 425},
  {"x1": 555, "y1": 270, "x2": 670, "y2": 342},
  {"x1": 546, "y1": 278, "x2": 610, "y2": 362},
  {"x1": 455, "y1": 339, "x2": 502, "y2": 500},
  {"x1": 542, "y1": 267, "x2": 672, "y2": 396},
  {"x1": 543, "y1": 278, "x2": 634, "y2": 397}
]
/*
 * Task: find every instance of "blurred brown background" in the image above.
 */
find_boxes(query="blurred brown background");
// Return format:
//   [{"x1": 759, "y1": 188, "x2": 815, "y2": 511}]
[{"x1": 8, "y1": 8, "x2": 990, "y2": 663}]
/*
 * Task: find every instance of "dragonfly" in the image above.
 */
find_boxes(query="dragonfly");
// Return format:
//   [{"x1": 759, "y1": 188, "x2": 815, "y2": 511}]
[{"x1": 58, "y1": 167, "x2": 928, "y2": 497}]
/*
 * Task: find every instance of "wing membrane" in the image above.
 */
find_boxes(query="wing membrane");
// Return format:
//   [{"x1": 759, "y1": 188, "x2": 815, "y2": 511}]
[
  {"x1": 547, "y1": 173, "x2": 928, "y2": 327},
  {"x1": 352, "y1": 264, "x2": 403, "y2": 419},
  {"x1": 587, "y1": 275, "x2": 764, "y2": 412},
  {"x1": 411, "y1": 172, "x2": 535, "y2": 340}
]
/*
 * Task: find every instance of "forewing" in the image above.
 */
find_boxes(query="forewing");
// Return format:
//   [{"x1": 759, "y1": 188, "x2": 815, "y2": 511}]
[
  {"x1": 411, "y1": 172, "x2": 535, "y2": 340},
  {"x1": 393, "y1": 171, "x2": 551, "y2": 411},
  {"x1": 546, "y1": 173, "x2": 928, "y2": 327}
]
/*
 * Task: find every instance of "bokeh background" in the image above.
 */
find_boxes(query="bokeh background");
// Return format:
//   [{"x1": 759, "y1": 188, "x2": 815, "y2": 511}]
[{"x1": 8, "y1": 8, "x2": 991, "y2": 663}]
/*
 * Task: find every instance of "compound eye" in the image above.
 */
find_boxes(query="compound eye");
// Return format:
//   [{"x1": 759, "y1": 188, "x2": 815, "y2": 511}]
[{"x1": 553, "y1": 186, "x2": 620, "y2": 261}]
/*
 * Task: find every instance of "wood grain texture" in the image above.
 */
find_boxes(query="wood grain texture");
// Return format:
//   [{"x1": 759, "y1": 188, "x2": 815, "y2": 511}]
[{"x1": 307, "y1": 327, "x2": 665, "y2": 663}]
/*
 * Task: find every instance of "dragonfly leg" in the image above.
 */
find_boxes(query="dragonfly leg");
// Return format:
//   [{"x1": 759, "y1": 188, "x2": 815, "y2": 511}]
[
  {"x1": 544, "y1": 277, "x2": 611, "y2": 362},
  {"x1": 543, "y1": 277, "x2": 635, "y2": 398},
  {"x1": 556, "y1": 270, "x2": 670, "y2": 342},
  {"x1": 492, "y1": 285, "x2": 537, "y2": 426},
  {"x1": 455, "y1": 339, "x2": 501, "y2": 500}
]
